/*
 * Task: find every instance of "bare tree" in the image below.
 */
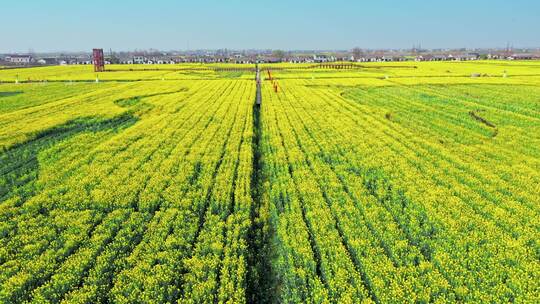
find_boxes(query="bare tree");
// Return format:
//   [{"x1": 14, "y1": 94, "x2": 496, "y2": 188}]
[
  {"x1": 272, "y1": 50, "x2": 286, "y2": 61},
  {"x1": 352, "y1": 47, "x2": 364, "y2": 60}
]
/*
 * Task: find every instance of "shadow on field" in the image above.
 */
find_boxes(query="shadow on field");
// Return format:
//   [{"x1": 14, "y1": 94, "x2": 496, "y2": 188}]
[
  {"x1": 113, "y1": 88, "x2": 189, "y2": 108},
  {"x1": 0, "y1": 113, "x2": 138, "y2": 204},
  {"x1": 0, "y1": 91, "x2": 24, "y2": 98}
]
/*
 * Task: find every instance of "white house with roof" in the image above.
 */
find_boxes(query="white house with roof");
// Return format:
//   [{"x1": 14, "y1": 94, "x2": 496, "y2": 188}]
[
  {"x1": 313, "y1": 54, "x2": 335, "y2": 63},
  {"x1": 5, "y1": 54, "x2": 33, "y2": 64},
  {"x1": 133, "y1": 56, "x2": 146, "y2": 64}
]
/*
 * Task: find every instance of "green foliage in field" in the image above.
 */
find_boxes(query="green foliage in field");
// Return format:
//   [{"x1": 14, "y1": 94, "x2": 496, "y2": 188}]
[{"x1": 0, "y1": 62, "x2": 539, "y2": 303}]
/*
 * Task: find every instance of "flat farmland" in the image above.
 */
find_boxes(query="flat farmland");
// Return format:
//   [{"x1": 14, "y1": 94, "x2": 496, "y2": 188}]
[{"x1": 0, "y1": 61, "x2": 539, "y2": 303}]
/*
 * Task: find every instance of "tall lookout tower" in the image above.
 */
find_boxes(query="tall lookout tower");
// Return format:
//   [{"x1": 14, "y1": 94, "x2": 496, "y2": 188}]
[{"x1": 93, "y1": 48, "x2": 105, "y2": 72}]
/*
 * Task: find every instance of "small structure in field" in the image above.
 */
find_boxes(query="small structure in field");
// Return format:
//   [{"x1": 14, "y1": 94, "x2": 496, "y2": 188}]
[{"x1": 93, "y1": 49, "x2": 105, "y2": 72}]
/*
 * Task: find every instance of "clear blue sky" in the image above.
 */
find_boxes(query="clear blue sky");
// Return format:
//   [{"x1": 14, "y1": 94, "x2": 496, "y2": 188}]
[{"x1": 2, "y1": 0, "x2": 539, "y2": 52}]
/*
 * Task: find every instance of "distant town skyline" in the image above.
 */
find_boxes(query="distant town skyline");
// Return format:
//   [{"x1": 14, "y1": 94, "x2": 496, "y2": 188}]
[{"x1": 2, "y1": 0, "x2": 539, "y2": 53}]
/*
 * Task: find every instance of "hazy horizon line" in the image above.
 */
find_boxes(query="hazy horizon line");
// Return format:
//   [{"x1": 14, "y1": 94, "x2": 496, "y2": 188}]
[{"x1": 3, "y1": 46, "x2": 540, "y2": 54}]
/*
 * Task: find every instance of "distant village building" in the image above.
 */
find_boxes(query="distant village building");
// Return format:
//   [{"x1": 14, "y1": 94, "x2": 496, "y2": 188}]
[
  {"x1": 289, "y1": 55, "x2": 314, "y2": 63},
  {"x1": 5, "y1": 55, "x2": 33, "y2": 64},
  {"x1": 382, "y1": 56, "x2": 401, "y2": 62},
  {"x1": 313, "y1": 54, "x2": 334, "y2": 63},
  {"x1": 36, "y1": 58, "x2": 59, "y2": 65},
  {"x1": 133, "y1": 56, "x2": 146, "y2": 64},
  {"x1": 416, "y1": 54, "x2": 450, "y2": 61},
  {"x1": 359, "y1": 55, "x2": 382, "y2": 62},
  {"x1": 508, "y1": 53, "x2": 539, "y2": 60},
  {"x1": 260, "y1": 57, "x2": 281, "y2": 64},
  {"x1": 433, "y1": 55, "x2": 449, "y2": 61},
  {"x1": 453, "y1": 53, "x2": 479, "y2": 61}
]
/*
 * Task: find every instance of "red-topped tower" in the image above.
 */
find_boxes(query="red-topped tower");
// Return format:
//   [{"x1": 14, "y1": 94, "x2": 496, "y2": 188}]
[{"x1": 93, "y1": 48, "x2": 105, "y2": 72}]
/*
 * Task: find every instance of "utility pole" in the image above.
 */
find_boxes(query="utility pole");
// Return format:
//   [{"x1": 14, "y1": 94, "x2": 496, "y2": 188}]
[
  {"x1": 505, "y1": 42, "x2": 513, "y2": 58},
  {"x1": 255, "y1": 64, "x2": 261, "y2": 106}
]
